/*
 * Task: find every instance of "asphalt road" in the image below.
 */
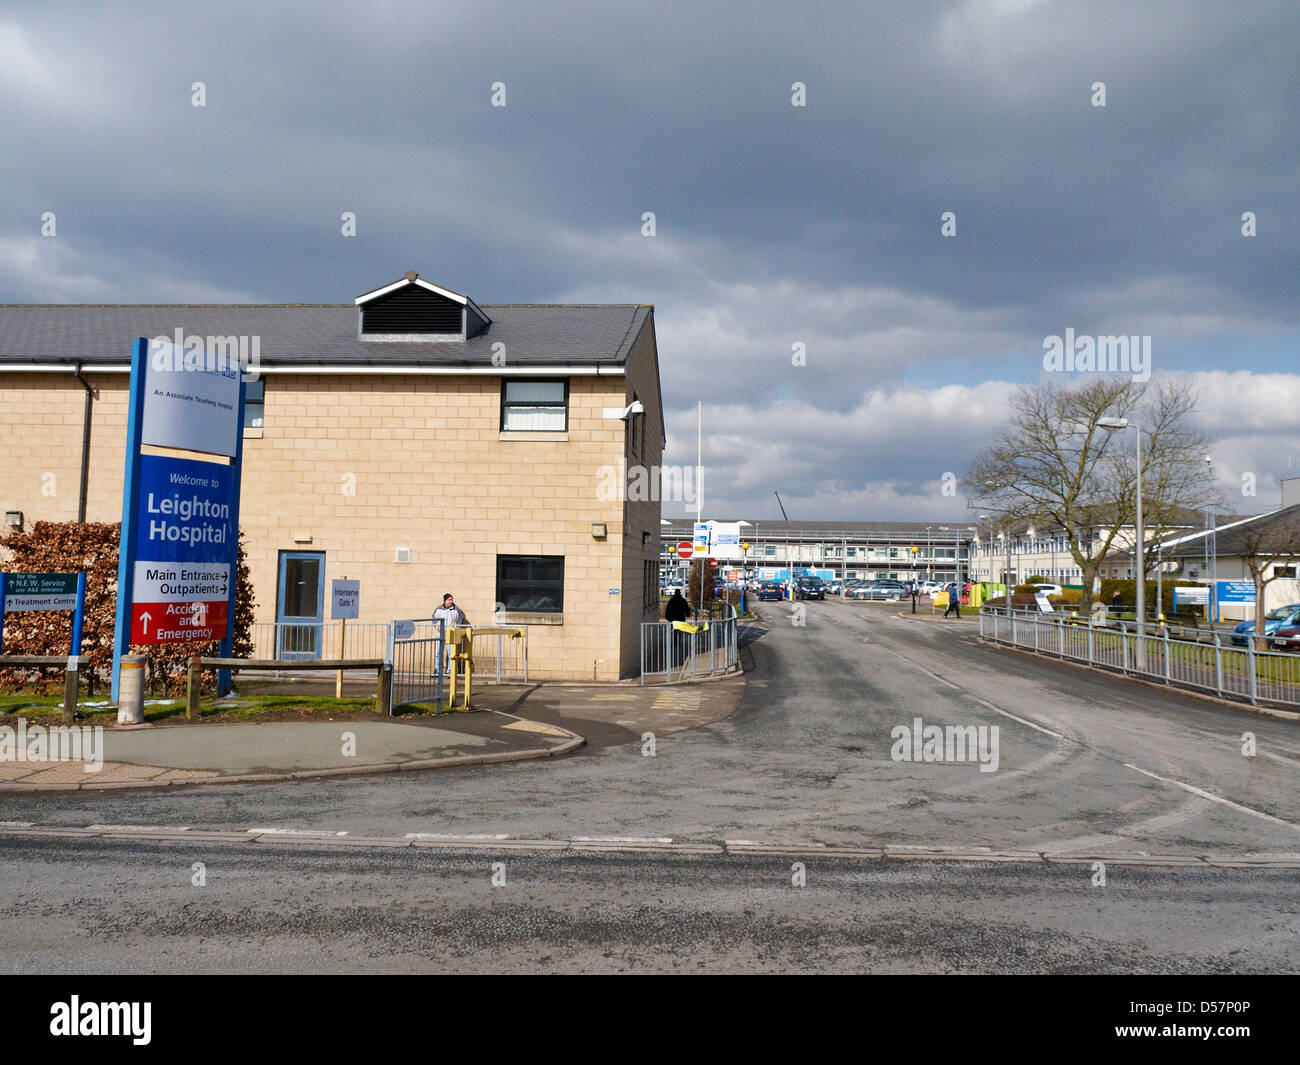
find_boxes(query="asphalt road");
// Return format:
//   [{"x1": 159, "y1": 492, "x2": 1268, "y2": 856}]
[
  {"x1": 4, "y1": 601, "x2": 1297, "y2": 855},
  {"x1": 2, "y1": 602, "x2": 1297, "y2": 972},
  {"x1": 0, "y1": 836, "x2": 1293, "y2": 973}
]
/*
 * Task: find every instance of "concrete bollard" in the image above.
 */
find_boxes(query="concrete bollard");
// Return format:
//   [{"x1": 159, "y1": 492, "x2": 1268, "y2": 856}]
[{"x1": 117, "y1": 655, "x2": 147, "y2": 725}]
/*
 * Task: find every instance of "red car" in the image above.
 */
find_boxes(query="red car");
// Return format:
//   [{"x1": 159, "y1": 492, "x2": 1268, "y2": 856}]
[{"x1": 1269, "y1": 625, "x2": 1300, "y2": 652}]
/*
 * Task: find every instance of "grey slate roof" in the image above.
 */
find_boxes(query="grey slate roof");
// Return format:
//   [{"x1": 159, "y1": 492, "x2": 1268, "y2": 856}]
[
  {"x1": 1159, "y1": 505, "x2": 1300, "y2": 559},
  {"x1": 0, "y1": 304, "x2": 652, "y2": 368}
]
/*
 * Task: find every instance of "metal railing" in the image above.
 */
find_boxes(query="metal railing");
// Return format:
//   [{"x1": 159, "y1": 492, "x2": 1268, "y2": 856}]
[
  {"x1": 390, "y1": 623, "x2": 445, "y2": 710},
  {"x1": 641, "y1": 603, "x2": 739, "y2": 684},
  {"x1": 979, "y1": 608, "x2": 1300, "y2": 709},
  {"x1": 249, "y1": 621, "x2": 393, "y2": 662},
  {"x1": 248, "y1": 620, "x2": 527, "y2": 684}
]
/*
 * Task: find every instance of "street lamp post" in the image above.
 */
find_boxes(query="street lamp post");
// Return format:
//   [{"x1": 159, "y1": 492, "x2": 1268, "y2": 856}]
[{"x1": 1099, "y1": 417, "x2": 1146, "y2": 669}]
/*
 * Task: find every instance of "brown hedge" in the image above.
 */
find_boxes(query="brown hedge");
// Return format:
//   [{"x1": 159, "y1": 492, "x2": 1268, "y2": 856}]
[{"x1": 0, "y1": 521, "x2": 255, "y2": 696}]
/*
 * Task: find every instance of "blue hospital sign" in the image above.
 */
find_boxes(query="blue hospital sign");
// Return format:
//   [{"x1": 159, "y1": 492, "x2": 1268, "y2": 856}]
[
  {"x1": 113, "y1": 337, "x2": 246, "y2": 699},
  {"x1": 128, "y1": 455, "x2": 236, "y2": 643}
]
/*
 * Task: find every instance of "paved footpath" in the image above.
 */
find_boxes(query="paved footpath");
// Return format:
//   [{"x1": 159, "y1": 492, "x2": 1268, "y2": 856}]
[{"x1": 0, "y1": 672, "x2": 745, "y2": 791}]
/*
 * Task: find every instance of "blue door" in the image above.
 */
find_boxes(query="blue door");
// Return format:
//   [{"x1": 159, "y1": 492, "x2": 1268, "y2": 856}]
[{"x1": 276, "y1": 551, "x2": 325, "y2": 659}]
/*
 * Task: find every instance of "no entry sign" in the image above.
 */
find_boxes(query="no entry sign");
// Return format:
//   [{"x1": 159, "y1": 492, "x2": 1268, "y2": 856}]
[{"x1": 676, "y1": 541, "x2": 693, "y2": 559}]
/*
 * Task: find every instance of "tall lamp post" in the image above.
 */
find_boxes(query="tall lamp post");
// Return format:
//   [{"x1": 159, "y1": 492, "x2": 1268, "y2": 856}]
[{"x1": 1098, "y1": 417, "x2": 1145, "y2": 668}]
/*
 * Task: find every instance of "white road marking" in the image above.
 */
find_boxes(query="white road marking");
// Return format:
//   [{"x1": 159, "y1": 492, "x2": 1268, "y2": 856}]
[
  {"x1": 571, "y1": 836, "x2": 672, "y2": 844},
  {"x1": 405, "y1": 833, "x2": 509, "y2": 840},
  {"x1": 1123, "y1": 763, "x2": 1300, "y2": 832},
  {"x1": 88, "y1": 824, "x2": 189, "y2": 832},
  {"x1": 246, "y1": 828, "x2": 349, "y2": 837}
]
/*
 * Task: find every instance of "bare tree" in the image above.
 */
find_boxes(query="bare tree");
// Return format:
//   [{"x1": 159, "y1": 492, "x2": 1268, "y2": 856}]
[
  {"x1": 966, "y1": 379, "x2": 1220, "y2": 607},
  {"x1": 1233, "y1": 506, "x2": 1300, "y2": 650}
]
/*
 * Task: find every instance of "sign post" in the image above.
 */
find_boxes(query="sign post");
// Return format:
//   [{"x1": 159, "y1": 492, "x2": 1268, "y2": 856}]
[
  {"x1": 112, "y1": 338, "x2": 245, "y2": 701},
  {"x1": 331, "y1": 579, "x2": 359, "y2": 697}
]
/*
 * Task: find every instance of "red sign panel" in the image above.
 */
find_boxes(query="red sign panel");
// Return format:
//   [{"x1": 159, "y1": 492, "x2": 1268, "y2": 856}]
[
  {"x1": 130, "y1": 600, "x2": 229, "y2": 645},
  {"x1": 676, "y1": 541, "x2": 693, "y2": 559}
]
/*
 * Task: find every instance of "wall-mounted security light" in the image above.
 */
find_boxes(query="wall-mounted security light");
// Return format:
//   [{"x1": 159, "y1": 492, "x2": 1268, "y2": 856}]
[
  {"x1": 591, "y1": 522, "x2": 607, "y2": 539},
  {"x1": 5, "y1": 511, "x2": 22, "y2": 528},
  {"x1": 602, "y1": 400, "x2": 645, "y2": 421}
]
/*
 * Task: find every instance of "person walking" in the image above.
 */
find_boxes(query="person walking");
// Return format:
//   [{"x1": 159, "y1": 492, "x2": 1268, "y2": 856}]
[
  {"x1": 432, "y1": 592, "x2": 469, "y2": 676},
  {"x1": 943, "y1": 580, "x2": 962, "y2": 618}
]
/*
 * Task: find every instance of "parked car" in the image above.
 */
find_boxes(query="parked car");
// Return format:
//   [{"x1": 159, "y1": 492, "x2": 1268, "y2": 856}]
[
  {"x1": 758, "y1": 581, "x2": 782, "y2": 601},
  {"x1": 1231, "y1": 604, "x2": 1300, "y2": 646},
  {"x1": 1269, "y1": 624, "x2": 1300, "y2": 652},
  {"x1": 825, "y1": 580, "x2": 841, "y2": 595},
  {"x1": 796, "y1": 576, "x2": 826, "y2": 600},
  {"x1": 920, "y1": 580, "x2": 944, "y2": 596},
  {"x1": 849, "y1": 580, "x2": 906, "y2": 601}
]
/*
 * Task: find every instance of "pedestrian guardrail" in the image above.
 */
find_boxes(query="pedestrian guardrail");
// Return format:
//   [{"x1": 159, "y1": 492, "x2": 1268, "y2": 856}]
[
  {"x1": 249, "y1": 619, "x2": 528, "y2": 684},
  {"x1": 978, "y1": 608, "x2": 1300, "y2": 710},
  {"x1": 641, "y1": 604, "x2": 739, "y2": 684},
  {"x1": 390, "y1": 621, "x2": 444, "y2": 711},
  {"x1": 249, "y1": 621, "x2": 393, "y2": 662}
]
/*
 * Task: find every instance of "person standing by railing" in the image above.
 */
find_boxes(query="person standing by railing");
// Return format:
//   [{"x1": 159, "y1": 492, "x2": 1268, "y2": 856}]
[
  {"x1": 664, "y1": 589, "x2": 691, "y2": 666},
  {"x1": 433, "y1": 593, "x2": 469, "y2": 676}
]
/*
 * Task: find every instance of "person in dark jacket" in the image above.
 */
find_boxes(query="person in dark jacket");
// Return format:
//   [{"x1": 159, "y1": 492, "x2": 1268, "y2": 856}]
[
  {"x1": 943, "y1": 581, "x2": 961, "y2": 618},
  {"x1": 664, "y1": 591, "x2": 690, "y2": 623},
  {"x1": 664, "y1": 591, "x2": 692, "y2": 667}
]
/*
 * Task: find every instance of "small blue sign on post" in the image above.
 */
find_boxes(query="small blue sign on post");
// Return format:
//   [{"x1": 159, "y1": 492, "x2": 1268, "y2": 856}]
[{"x1": 0, "y1": 572, "x2": 86, "y2": 657}]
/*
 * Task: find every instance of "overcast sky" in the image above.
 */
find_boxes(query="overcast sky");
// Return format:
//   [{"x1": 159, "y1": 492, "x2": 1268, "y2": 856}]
[{"x1": 2, "y1": 0, "x2": 1297, "y2": 521}]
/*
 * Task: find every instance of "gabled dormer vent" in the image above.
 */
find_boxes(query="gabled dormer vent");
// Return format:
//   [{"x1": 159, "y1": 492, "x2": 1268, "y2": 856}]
[{"x1": 354, "y1": 271, "x2": 491, "y2": 342}]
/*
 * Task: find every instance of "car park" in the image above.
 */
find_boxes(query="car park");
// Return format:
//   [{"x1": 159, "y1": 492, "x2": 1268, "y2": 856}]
[{"x1": 1231, "y1": 604, "x2": 1300, "y2": 646}]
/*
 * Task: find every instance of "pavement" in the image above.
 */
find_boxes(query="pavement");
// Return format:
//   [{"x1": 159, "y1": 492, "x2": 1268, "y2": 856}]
[{"x1": 0, "y1": 672, "x2": 745, "y2": 791}]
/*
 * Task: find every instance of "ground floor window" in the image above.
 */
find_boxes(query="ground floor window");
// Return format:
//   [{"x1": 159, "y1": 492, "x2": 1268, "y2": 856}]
[{"x1": 497, "y1": 554, "x2": 565, "y2": 613}]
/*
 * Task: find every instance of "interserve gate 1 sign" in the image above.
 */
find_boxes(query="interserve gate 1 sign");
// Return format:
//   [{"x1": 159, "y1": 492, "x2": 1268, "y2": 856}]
[{"x1": 112, "y1": 338, "x2": 246, "y2": 699}]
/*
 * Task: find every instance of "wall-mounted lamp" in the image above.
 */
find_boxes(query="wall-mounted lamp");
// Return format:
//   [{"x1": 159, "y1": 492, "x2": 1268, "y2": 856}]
[
  {"x1": 5, "y1": 511, "x2": 22, "y2": 529},
  {"x1": 591, "y1": 522, "x2": 607, "y2": 539},
  {"x1": 601, "y1": 400, "x2": 645, "y2": 421}
]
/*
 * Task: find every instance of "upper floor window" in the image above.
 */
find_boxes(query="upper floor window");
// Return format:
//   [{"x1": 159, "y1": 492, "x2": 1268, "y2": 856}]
[
  {"x1": 244, "y1": 378, "x2": 265, "y2": 429},
  {"x1": 501, "y1": 379, "x2": 568, "y2": 431}
]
